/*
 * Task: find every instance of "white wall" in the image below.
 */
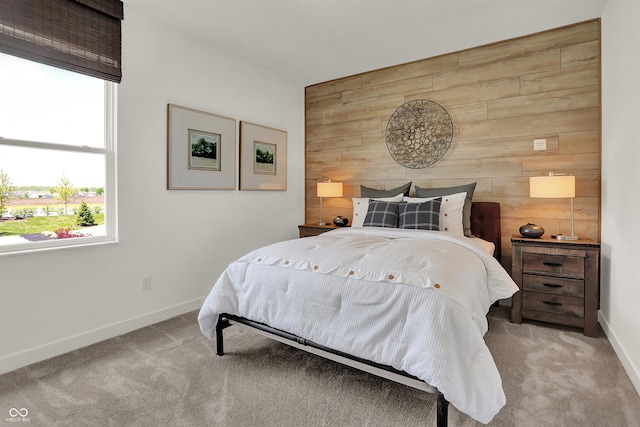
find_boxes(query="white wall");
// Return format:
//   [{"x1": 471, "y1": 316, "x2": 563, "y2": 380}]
[
  {"x1": 601, "y1": 0, "x2": 640, "y2": 394},
  {"x1": 0, "y1": 6, "x2": 305, "y2": 374}
]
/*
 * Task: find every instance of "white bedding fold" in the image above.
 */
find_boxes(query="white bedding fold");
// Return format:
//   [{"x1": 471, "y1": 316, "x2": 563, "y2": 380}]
[{"x1": 198, "y1": 228, "x2": 518, "y2": 424}]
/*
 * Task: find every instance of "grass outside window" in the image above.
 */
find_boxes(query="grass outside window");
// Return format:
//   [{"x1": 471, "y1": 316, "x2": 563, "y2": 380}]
[{"x1": 0, "y1": 213, "x2": 104, "y2": 237}]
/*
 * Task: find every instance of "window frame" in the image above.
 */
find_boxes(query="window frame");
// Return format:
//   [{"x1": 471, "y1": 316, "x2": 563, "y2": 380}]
[{"x1": 0, "y1": 81, "x2": 118, "y2": 256}]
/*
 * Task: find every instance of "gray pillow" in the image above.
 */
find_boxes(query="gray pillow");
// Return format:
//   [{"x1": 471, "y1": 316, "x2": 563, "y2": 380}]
[
  {"x1": 398, "y1": 199, "x2": 441, "y2": 230},
  {"x1": 415, "y1": 182, "x2": 477, "y2": 237},
  {"x1": 361, "y1": 182, "x2": 411, "y2": 198},
  {"x1": 363, "y1": 200, "x2": 400, "y2": 228}
]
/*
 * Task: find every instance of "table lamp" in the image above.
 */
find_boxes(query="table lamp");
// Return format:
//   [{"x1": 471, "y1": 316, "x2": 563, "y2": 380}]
[
  {"x1": 529, "y1": 172, "x2": 578, "y2": 240},
  {"x1": 316, "y1": 180, "x2": 343, "y2": 225}
]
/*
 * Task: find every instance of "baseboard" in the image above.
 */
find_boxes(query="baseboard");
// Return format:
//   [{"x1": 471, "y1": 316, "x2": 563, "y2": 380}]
[
  {"x1": 0, "y1": 297, "x2": 205, "y2": 375},
  {"x1": 599, "y1": 311, "x2": 640, "y2": 396}
]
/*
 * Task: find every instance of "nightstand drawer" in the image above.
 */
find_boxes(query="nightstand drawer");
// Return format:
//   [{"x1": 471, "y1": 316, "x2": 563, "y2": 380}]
[
  {"x1": 299, "y1": 227, "x2": 329, "y2": 237},
  {"x1": 298, "y1": 224, "x2": 342, "y2": 238},
  {"x1": 523, "y1": 252, "x2": 584, "y2": 278},
  {"x1": 523, "y1": 292, "x2": 584, "y2": 317},
  {"x1": 522, "y1": 274, "x2": 584, "y2": 298}
]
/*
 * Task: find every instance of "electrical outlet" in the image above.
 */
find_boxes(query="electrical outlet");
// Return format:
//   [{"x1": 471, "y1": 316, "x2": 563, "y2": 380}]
[{"x1": 142, "y1": 276, "x2": 152, "y2": 292}]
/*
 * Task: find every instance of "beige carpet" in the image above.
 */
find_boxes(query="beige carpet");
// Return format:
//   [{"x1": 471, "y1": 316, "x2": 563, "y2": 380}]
[{"x1": 1, "y1": 306, "x2": 639, "y2": 426}]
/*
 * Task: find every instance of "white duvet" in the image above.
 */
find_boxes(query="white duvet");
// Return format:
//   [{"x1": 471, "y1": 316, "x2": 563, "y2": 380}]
[{"x1": 198, "y1": 227, "x2": 519, "y2": 424}]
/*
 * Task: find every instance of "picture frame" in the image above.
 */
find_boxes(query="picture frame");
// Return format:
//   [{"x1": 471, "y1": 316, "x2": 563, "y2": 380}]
[
  {"x1": 239, "y1": 121, "x2": 287, "y2": 191},
  {"x1": 167, "y1": 104, "x2": 236, "y2": 190},
  {"x1": 253, "y1": 141, "x2": 276, "y2": 175},
  {"x1": 188, "y1": 129, "x2": 220, "y2": 171}
]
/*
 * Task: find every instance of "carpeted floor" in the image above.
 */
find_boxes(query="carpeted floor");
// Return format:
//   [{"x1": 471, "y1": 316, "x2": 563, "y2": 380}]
[{"x1": 1, "y1": 306, "x2": 639, "y2": 426}]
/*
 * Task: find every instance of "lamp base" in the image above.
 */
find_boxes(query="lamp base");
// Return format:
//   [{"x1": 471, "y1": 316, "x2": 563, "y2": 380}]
[
  {"x1": 317, "y1": 222, "x2": 328, "y2": 226},
  {"x1": 553, "y1": 234, "x2": 579, "y2": 241}
]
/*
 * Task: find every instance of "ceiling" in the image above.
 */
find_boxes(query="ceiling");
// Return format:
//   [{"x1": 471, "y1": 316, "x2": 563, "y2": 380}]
[{"x1": 125, "y1": 0, "x2": 608, "y2": 86}]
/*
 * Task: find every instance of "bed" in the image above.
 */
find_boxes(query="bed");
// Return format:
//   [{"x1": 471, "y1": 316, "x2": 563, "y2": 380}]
[{"x1": 198, "y1": 199, "x2": 518, "y2": 426}]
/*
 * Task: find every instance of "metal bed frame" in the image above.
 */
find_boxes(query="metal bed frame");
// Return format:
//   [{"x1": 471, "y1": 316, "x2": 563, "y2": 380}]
[
  {"x1": 213, "y1": 202, "x2": 502, "y2": 427},
  {"x1": 216, "y1": 314, "x2": 450, "y2": 426}
]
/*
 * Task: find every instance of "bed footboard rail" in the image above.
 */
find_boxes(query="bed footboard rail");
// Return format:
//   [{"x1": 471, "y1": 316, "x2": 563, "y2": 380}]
[{"x1": 215, "y1": 313, "x2": 450, "y2": 427}]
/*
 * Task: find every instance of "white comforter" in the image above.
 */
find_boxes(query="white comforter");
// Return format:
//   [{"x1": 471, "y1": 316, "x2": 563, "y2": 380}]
[{"x1": 198, "y1": 228, "x2": 519, "y2": 424}]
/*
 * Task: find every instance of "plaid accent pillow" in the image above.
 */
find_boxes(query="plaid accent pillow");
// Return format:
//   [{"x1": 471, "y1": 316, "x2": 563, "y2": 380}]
[
  {"x1": 415, "y1": 182, "x2": 476, "y2": 236},
  {"x1": 363, "y1": 200, "x2": 400, "y2": 228},
  {"x1": 398, "y1": 198, "x2": 441, "y2": 230}
]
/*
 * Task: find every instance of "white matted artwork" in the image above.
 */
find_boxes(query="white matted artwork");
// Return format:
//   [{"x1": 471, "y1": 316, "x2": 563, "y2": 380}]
[
  {"x1": 167, "y1": 104, "x2": 236, "y2": 190},
  {"x1": 240, "y1": 121, "x2": 287, "y2": 191}
]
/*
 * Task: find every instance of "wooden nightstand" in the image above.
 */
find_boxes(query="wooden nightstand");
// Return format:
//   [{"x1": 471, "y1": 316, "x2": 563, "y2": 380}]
[
  {"x1": 298, "y1": 224, "x2": 343, "y2": 238},
  {"x1": 510, "y1": 236, "x2": 601, "y2": 337}
]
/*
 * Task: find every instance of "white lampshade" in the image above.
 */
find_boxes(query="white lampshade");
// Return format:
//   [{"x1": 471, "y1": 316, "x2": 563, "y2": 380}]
[
  {"x1": 529, "y1": 172, "x2": 578, "y2": 240},
  {"x1": 317, "y1": 181, "x2": 343, "y2": 198},
  {"x1": 530, "y1": 174, "x2": 575, "y2": 198},
  {"x1": 316, "y1": 181, "x2": 343, "y2": 225}
]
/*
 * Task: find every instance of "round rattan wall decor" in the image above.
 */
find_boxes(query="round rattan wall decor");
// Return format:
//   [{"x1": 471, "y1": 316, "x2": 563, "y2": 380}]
[{"x1": 385, "y1": 99, "x2": 453, "y2": 169}]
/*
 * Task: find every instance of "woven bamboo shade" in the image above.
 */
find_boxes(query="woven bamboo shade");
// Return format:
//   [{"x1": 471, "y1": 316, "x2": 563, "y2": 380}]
[{"x1": 0, "y1": 0, "x2": 124, "y2": 82}]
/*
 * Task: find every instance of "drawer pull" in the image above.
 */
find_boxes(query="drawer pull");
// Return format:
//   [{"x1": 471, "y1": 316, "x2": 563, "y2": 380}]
[
  {"x1": 543, "y1": 301, "x2": 562, "y2": 306},
  {"x1": 543, "y1": 283, "x2": 563, "y2": 288},
  {"x1": 543, "y1": 261, "x2": 563, "y2": 267}
]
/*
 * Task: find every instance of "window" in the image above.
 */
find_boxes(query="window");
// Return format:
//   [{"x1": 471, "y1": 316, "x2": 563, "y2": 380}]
[{"x1": 0, "y1": 52, "x2": 117, "y2": 254}]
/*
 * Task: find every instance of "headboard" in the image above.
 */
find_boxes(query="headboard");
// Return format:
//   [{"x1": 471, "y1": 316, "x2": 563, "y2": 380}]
[{"x1": 470, "y1": 202, "x2": 502, "y2": 261}]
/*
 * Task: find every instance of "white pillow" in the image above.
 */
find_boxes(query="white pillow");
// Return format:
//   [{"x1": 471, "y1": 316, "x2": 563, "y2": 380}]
[
  {"x1": 403, "y1": 192, "x2": 466, "y2": 236},
  {"x1": 351, "y1": 193, "x2": 404, "y2": 227},
  {"x1": 468, "y1": 236, "x2": 496, "y2": 255}
]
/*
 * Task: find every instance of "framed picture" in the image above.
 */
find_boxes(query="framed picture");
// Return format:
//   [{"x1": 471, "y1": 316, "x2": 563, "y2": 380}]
[
  {"x1": 240, "y1": 121, "x2": 287, "y2": 191},
  {"x1": 167, "y1": 104, "x2": 236, "y2": 190},
  {"x1": 188, "y1": 129, "x2": 220, "y2": 171},
  {"x1": 253, "y1": 141, "x2": 276, "y2": 175}
]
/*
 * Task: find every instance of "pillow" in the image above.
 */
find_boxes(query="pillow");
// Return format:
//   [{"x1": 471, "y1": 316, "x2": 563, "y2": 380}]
[
  {"x1": 361, "y1": 182, "x2": 411, "y2": 198},
  {"x1": 468, "y1": 236, "x2": 496, "y2": 256},
  {"x1": 415, "y1": 182, "x2": 477, "y2": 237},
  {"x1": 363, "y1": 201, "x2": 400, "y2": 228},
  {"x1": 403, "y1": 192, "x2": 466, "y2": 236},
  {"x1": 352, "y1": 193, "x2": 404, "y2": 227},
  {"x1": 398, "y1": 199, "x2": 441, "y2": 230}
]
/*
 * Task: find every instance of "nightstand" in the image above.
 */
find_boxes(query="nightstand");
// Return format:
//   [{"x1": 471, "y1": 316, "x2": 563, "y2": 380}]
[
  {"x1": 510, "y1": 236, "x2": 601, "y2": 337},
  {"x1": 298, "y1": 224, "x2": 342, "y2": 238}
]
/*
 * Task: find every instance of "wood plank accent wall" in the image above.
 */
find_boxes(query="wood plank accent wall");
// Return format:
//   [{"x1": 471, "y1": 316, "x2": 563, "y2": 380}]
[{"x1": 305, "y1": 20, "x2": 601, "y2": 263}]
